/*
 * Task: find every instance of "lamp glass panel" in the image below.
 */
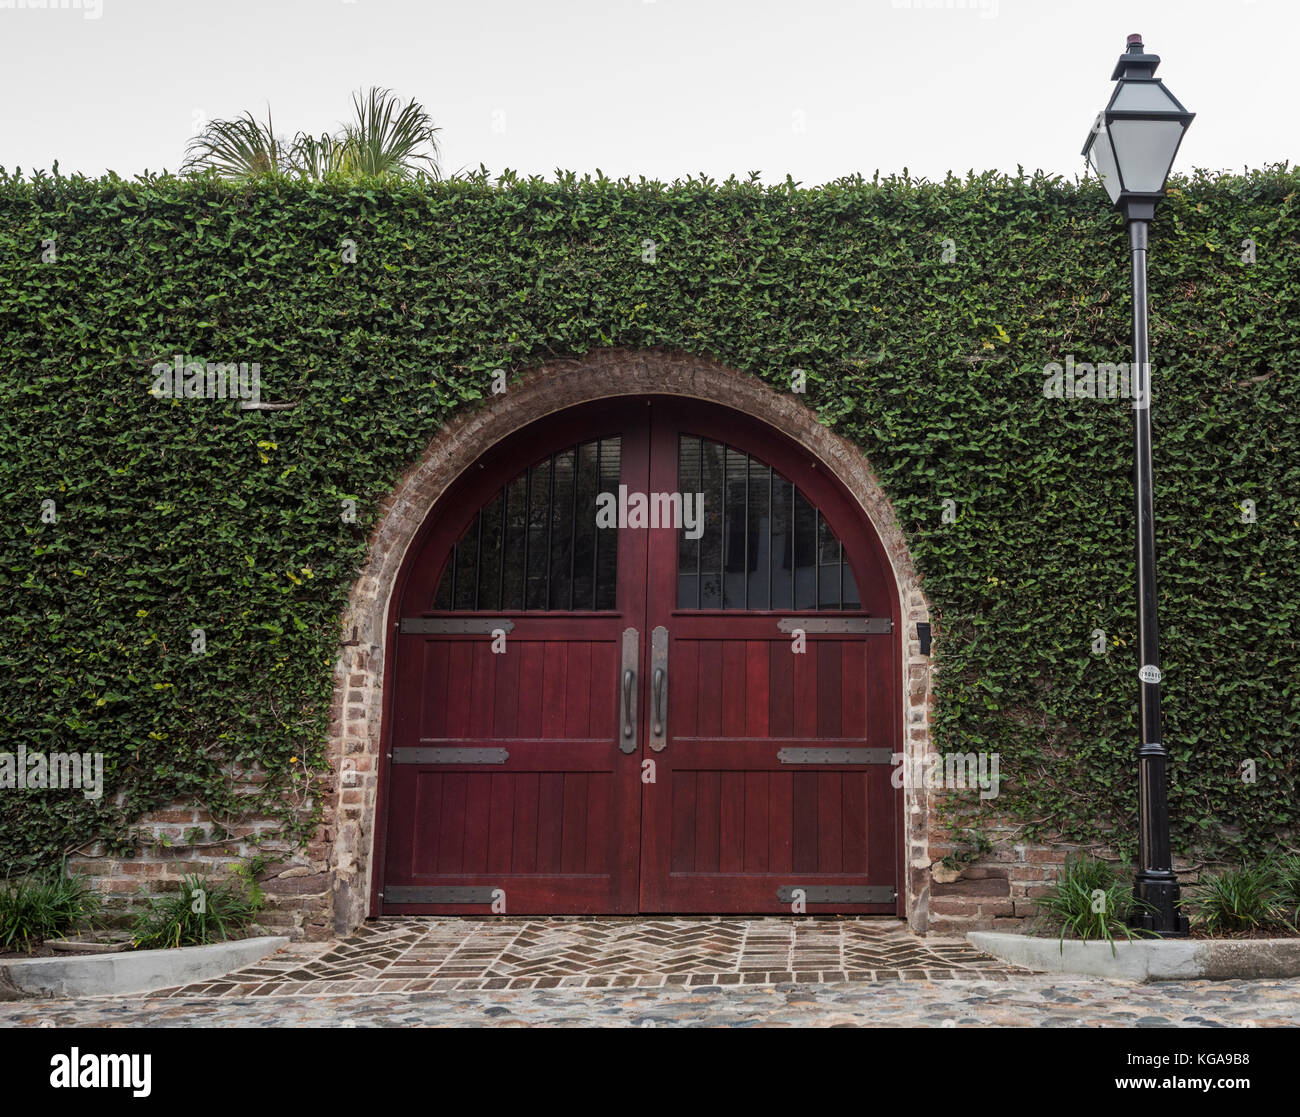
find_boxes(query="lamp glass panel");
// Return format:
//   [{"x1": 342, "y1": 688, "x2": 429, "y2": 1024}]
[
  {"x1": 1110, "y1": 81, "x2": 1183, "y2": 113},
  {"x1": 1108, "y1": 119, "x2": 1185, "y2": 193},
  {"x1": 1086, "y1": 121, "x2": 1123, "y2": 203}
]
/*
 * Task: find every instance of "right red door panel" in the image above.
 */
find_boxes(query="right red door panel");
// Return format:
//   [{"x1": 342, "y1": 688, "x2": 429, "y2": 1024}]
[
  {"x1": 639, "y1": 616, "x2": 898, "y2": 913},
  {"x1": 639, "y1": 400, "x2": 899, "y2": 914}
]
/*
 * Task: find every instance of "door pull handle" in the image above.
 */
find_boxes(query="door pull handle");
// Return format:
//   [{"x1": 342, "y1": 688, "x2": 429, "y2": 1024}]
[
  {"x1": 652, "y1": 668, "x2": 665, "y2": 738},
  {"x1": 650, "y1": 626, "x2": 669, "y2": 752},
  {"x1": 620, "y1": 627, "x2": 639, "y2": 753},
  {"x1": 623, "y1": 668, "x2": 635, "y2": 740}
]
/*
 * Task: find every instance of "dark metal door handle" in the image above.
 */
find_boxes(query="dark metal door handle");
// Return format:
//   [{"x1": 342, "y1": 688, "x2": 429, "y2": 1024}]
[
  {"x1": 619, "y1": 628, "x2": 638, "y2": 754},
  {"x1": 652, "y1": 668, "x2": 665, "y2": 738},
  {"x1": 623, "y1": 668, "x2": 635, "y2": 739},
  {"x1": 649, "y1": 626, "x2": 668, "y2": 752}
]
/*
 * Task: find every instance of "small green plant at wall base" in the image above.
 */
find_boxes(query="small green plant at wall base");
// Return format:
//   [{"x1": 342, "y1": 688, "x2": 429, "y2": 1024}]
[
  {"x1": 1033, "y1": 855, "x2": 1152, "y2": 955},
  {"x1": 231, "y1": 854, "x2": 270, "y2": 909},
  {"x1": 1190, "y1": 862, "x2": 1282, "y2": 934},
  {"x1": 0, "y1": 863, "x2": 100, "y2": 953},
  {"x1": 130, "y1": 870, "x2": 264, "y2": 949},
  {"x1": 1274, "y1": 855, "x2": 1300, "y2": 930},
  {"x1": 940, "y1": 829, "x2": 993, "y2": 873}
]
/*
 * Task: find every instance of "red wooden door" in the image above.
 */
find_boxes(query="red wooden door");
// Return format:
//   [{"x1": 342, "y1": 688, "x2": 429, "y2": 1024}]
[
  {"x1": 639, "y1": 400, "x2": 899, "y2": 914},
  {"x1": 379, "y1": 402, "x2": 649, "y2": 914},
  {"x1": 377, "y1": 397, "x2": 899, "y2": 916}
]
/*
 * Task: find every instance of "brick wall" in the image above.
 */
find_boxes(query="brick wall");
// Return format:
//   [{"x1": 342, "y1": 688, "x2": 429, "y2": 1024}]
[{"x1": 68, "y1": 787, "x2": 338, "y2": 941}]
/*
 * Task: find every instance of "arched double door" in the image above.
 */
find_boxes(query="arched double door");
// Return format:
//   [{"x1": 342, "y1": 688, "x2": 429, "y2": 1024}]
[{"x1": 375, "y1": 397, "x2": 901, "y2": 915}]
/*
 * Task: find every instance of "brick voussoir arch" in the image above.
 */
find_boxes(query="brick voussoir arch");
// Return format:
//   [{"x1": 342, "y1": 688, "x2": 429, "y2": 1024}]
[{"x1": 326, "y1": 349, "x2": 934, "y2": 936}]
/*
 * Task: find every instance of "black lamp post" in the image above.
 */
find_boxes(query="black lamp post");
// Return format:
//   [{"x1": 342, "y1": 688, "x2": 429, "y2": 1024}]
[{"x1": 1082, "y1": 34, "x2": 1194, "y2": 937}]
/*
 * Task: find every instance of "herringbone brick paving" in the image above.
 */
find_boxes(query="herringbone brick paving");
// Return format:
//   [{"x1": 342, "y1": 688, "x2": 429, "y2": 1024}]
[{"x1": 156, "y1": 917, "x2": 1013, "y2": 997}]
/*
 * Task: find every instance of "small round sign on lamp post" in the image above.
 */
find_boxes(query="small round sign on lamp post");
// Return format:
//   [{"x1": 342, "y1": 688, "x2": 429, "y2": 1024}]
[{"x1": 1082, "y1": 34, "x2": 1194, "y2": 938}]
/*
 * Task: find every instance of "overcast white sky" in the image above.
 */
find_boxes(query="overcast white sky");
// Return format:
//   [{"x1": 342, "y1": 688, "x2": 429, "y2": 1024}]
[{"x1": 2, "y1": 0, "x2": 1294, "y2": 184}]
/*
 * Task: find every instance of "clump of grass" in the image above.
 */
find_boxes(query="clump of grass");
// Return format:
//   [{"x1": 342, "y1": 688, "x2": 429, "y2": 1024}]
[
  {"x1": 0, "y1": 863, "x2": 100, "y2": 953},
  {"x1": 1190, "y1": 862, "x2": 1282, "y2": 935},
  {"x1": 1033, "y1": 855, "x2": 1152, "y2": 954},
  {"x1": 131, "y1": 864, "x2": 264, "y2": 950},
  {"x1": 1274, "y1": 855, "x2": 1300, "y2": 931}
]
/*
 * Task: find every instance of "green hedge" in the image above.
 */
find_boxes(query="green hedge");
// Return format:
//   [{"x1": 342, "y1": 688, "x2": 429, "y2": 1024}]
[{"x1": 2, "y1": 165, "x2": 1297, "y2": 870}]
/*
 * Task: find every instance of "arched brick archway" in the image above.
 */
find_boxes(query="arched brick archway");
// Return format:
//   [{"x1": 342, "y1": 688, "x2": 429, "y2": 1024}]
[{"x1": 326, "y1": 350, "x2": 935, "y2": 935}]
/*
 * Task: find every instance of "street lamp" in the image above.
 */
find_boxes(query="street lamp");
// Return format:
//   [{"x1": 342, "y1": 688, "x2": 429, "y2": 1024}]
[{"x1": 1082, "y1": 33, "x2": 1194, "y2": 938}]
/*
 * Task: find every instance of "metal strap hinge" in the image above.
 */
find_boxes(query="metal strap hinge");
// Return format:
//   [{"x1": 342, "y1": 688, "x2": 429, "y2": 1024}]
[
  {"x1": 776, "y1": 885, "x2": 896, "y2": 904},
  {"x1": 777, "y1": 747, "x2": 892, "y2": 765},
  {"x1": 400, "y1": 618, "x2": 515, "y2": 635},
  {"x1": 384, "y1": 886, "x2": 499, "y2": 904},
  {"x1": 776, "y1": 617, "x2": 892, "y2": 634},
  {"x1": 394, "y1": 748, "x2": 509, "y2": 764}
]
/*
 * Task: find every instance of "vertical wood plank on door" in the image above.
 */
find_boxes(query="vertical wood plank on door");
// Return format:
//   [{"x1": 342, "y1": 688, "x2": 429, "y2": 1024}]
[
  {"x1": 744, "y1": 772, "x2": 769, "y2": 872},
  {"x1": 411, "y1": 773, "x2": 439, "y2": 875},
  {"x1": 487, "y1": 772, "x2": 515, "y2": 874},
  {"x1": 842, "y1": 771, "x2": 868, "y2": 874},
  {"x1": 694, "y1": 771, "x2": 720, "y2": 872},
  {"x1": 769, "y1": 770, "x2": 794, "y2": 872},
  {"x1": 537, "y1": 773, "x2": 565, "y2": 872},
  {"x1": 585, "y1": 771, "x2": 610, "y2": 874},
  {"x1": 541, "y1": 642, "x2": 569, "y2": 739},
  {"x1": 697, "y1": 640, "x2": 722, "y2": 737},
  {"x1": 564, "y1": 641, "x2": 592, "y2": 737},
  {"x1": 792, "y1": 771, "x2": 818, "y2": 873},
  {"x1": 436, "y1": 773, "x2": 468, "y2": 873},
  {"x1": 670, "y1": 771, "x2": 696, "y2": 873},
  {"x1": 384, "y1": 774, "x2": 416, "y2": 875},
  {"x1": 462, "y1": 647, "x2": 491, "y2": 884},
  {"x1": 674, "y1": 638, "x2": 700, "y2": 737},
  {"x1": 793, "y1": 640, "x2": 818, "y2": 739},
  {"x1": 867, "y1": 769, "x2": 895, "y2": 880},
  {"x1": 493, "y1": 638, "x2": 520, "y2": 739},
  {"x1": 512, "y1": 773, "x2": 539, "y2": 874},
  {"x1": 722, "y1": 641, "x2": 746, "y2": 738},
  {"x1": 745, "y1": 640, "x2": 769, "y2": 738},
  {"x1": 864, "y1": 636, "x2": 892, "y2": 746},
  {"x1": 719, "y1": 771, "x2": 745, "y2": 873},
  {"x1": 469, "y1": 641, "x2": 493, "y2": 739},
  {"x1": 516, "y1": 641, "x2": 544, "y2": 739},
  {"x1": 421, "y1": 641, "x2": 451, "y2": 739},
  {"x1": 561, "y1": 773, "x2": 589, "y2": 873},
  {"x1": 462, "y1": 773, "x2": 491, "y2": 873},
  {"x1": 817, "y1": 640, "x2": 843, "y2": 739},
  {"x1": 817, "y1": 771, "x2": 843, "y2": 873},
  {"x1": 593, "y1": 640, "x2": 613, "y2": 739},
  {"x1": 768, "y1": 637, "x2": 794, "y2": 739},
  {"x1": 445, "y1": 642, "x2": 473, "y2": 739},
  {"x1": 842, "y1": 641, "x2": 867, "y2": 740}
]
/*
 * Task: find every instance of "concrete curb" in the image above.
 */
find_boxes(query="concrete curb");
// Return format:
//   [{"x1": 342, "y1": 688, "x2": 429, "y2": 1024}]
[
  {"x1": 969, "y1": 931, "x2": 1300, "y2": 982},
  {"x1": 0, "y1": 936, "x2": 289, "y2": 999}
]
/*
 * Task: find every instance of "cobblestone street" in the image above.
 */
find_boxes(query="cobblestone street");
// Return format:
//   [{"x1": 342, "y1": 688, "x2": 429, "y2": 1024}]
[
  {"x1": 4, "y1": 975, "x2": 1299, "y2": 1028},
  {"x1": 1, "y1": 919, "x2": 1297, "y2": 1028}
]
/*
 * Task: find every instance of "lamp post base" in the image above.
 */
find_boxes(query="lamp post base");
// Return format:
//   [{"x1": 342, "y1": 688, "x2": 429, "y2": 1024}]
[{"x1": 1129, "y1": 875, "x2": 1190, "y2": 937}]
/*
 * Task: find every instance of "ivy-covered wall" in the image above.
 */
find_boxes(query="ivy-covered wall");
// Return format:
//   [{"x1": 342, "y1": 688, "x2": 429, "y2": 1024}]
[{"x1": 2, "y1": 165, "x2": 1297, "y2": 876}]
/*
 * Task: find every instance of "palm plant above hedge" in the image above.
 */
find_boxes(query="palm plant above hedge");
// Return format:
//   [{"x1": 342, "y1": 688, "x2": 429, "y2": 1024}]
[{"x1": 182, "y1": 87, "x2": 441, "y2": 181}]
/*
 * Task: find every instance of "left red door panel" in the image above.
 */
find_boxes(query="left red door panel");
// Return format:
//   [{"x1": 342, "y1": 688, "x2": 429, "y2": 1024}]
[{"x1": 377, "y1": 401, "x2": 650, "y2": 915}]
